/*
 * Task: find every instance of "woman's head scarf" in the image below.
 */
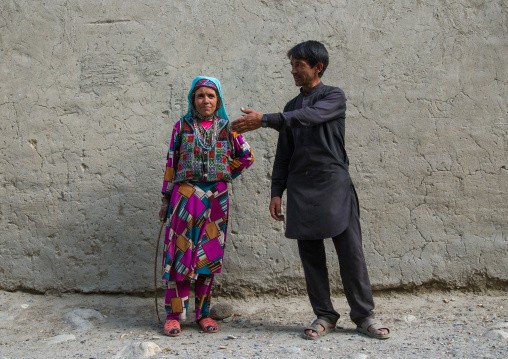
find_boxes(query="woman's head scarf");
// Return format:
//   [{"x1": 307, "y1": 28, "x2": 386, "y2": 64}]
[{"x1": 185, "y1": 76, "x2": 228, "y2": 121}]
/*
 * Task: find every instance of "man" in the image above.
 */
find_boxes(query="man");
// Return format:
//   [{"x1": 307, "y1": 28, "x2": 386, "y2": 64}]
[{"x1": 231, "y1": 40, "x2": 390, "y2": 340}]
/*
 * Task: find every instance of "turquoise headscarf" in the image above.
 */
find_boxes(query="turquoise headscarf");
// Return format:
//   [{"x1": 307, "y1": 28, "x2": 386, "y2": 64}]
[{"x1": 185, "y1": 76, "x2": 228, "y2": 121}]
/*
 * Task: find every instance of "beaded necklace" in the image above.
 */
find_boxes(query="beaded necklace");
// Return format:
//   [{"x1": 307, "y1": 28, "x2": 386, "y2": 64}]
[{"x1": 191, "y1": 109, "x2": 220, "y2": 150}]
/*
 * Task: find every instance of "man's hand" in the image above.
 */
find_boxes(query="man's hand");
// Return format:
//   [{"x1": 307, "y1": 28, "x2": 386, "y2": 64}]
[
  {"x1": 231, "y1": 107, "x2": 263, "y2": 134},
  {"x1": 269, "y1": 197, "x2": 284, "y2": 221}
]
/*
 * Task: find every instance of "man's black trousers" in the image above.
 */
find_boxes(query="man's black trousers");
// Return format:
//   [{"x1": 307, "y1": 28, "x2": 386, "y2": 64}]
[{"x1": 297, "y1": 193, "x2": 375, "y2": 326}]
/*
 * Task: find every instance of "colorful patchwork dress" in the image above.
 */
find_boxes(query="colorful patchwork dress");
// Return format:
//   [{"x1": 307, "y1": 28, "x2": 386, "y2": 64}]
[{"x1": 161, "y1": 116, "x2": 254, "y2": 321}]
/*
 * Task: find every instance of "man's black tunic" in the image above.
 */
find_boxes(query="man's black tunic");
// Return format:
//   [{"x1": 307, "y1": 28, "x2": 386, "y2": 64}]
[{"x1": 266, "y1": 82, "x2": 357, "y2": 240}]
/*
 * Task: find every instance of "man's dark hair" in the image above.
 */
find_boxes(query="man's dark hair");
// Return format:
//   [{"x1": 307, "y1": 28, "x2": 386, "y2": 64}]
[{"x1": 287, "y1": 40, "x2": 329, "y2": 78}]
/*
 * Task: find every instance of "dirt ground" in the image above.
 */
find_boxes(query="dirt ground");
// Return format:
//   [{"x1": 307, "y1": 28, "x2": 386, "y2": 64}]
[{"x1": 1, "y1": 289, "x2": 507, "y2": 359}]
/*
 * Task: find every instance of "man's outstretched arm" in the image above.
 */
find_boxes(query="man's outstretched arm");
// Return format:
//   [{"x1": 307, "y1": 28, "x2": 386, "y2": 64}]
[
  {"x1": 231, "y1": 107, "x2": 264, "y2": 133},
  {"x1": 231, "y1": 87, "x2": 345, "y2": 134}
]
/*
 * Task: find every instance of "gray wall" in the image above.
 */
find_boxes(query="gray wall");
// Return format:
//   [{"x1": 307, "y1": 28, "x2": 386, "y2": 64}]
[{"x1": 1, "y1": 0, "x2": 506, "y2": 294}]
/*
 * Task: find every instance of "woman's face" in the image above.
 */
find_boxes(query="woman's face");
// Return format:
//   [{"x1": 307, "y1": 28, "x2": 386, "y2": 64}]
[{"x1": 193, "y1": 87, "x2": 218, "y2": 117}]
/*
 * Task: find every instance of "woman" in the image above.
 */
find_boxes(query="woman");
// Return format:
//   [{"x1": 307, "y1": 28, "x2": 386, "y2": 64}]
[{"x1": 158, "y1": 76, "x2": 254, "y2": 336}]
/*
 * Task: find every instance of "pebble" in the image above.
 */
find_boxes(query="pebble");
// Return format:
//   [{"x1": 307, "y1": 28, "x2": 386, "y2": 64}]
[
  {"x1": 483, "y1": 329, "x2": 508, "y2": 340},
  {"x1": 347, "y1": 353, "x2": 368, "y2": 359},
  {"x1": 210, "y1": 303, "x2": 234, "y2": 320},
  {"x1": 63, "y1": 309, "x2": 104, "y2": 330},
  {"x1": 282, "y1": 347, "x2": 301, "y2": 354},
  {"x1": 227, "y1": 335, "x2": 238, "y2": 340},
  {"x1": 45, "y1": 334, "x2": 76, "y2": 344},
  {"x1": 403, "y1": 315, "x2": 418, "y2": 323},
  {"x1": 111, "y1": 341, "x2": 161, "y2": 359},
  {"x1": 223, "y1": 316, "x2": 233, "y2": 323}
]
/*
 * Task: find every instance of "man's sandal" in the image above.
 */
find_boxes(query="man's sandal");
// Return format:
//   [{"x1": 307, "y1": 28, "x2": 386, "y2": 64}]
[
  {"x1": 164, "y1": 319, "x2": 181, "y2": 337},
  {"x1": 356, "y1": 317, "x2": 390, "y2": 339},
  {"x1": 303, "y1": 318, "x2": 335, "y2": 340},
  {"x1": 197, "y1": 317, "x2": 218, "y2": 333}
]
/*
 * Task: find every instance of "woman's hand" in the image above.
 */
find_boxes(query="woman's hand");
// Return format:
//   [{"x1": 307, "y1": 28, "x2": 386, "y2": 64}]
[
  {"x1": 159, "y1": 202, "x2": 169, "y2": 221},
  {"x1": 269, "y1": 197, "x2": 284, "y2": 221}
]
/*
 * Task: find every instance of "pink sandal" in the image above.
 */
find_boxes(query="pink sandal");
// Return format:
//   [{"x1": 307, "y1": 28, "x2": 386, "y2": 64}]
[
  {"x1": 164, "y1": 319, "x2": 181, "y2": 337},
  {"x1": 198, "y1": 317, "x2": 218, "y2": 333}
]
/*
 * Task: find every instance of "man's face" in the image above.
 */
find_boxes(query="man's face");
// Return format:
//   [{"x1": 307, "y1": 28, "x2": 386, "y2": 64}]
[{"x1": 290, "y1": 57, "x2": 321, "y2": 90}]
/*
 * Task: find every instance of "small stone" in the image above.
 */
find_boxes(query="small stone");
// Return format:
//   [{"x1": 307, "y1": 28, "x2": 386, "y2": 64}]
[
  {"x1": 210, "y1": 302, "x2": 234, "y2": 320},
  {"x1": 284, "y1": 347, "x2": 301, "y2": 354},
  {"x1": 443, "y1": 299, "x2": 450, "y2": 303},
  {"x1": 347, "y1": 353, "x2": 368, "y2": 359},
  {"x1": 483, "y1": 329, "x2": 508, "y2": 340},
  {"x1": 21, "y1": 304, "x2": 29, "y2": 309},
  {"x1": 222, "y1": 316, "x2": 233, "y2": 323},
  {"x1": 226, "y1": 335, "x2": 237, "y2": 339},
  {"x1": 63, "y1": 309, "x2": 104, "y2": 330},
  {"x1": 111, "y1": 341, "x2": 161, "y2": 359},
  {"x1": 403, "y1": 315, "x2": 418, "y2": 323},
  {"x1": 46, "y1": 334, "x2": 76, "y2": 344}
]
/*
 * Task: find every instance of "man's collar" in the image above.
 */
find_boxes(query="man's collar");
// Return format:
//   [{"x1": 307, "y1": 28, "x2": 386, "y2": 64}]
[{"x1": 300, "y1": 81, "x2": 324, "y2": 96}]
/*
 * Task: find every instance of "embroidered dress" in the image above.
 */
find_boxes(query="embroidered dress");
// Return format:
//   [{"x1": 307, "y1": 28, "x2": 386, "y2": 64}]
[
  {"x1": 160, "y1": 76, "x2": 254, "y2": 321},
  {"x1": 162, "y1": 121, "x2": 253, "y2": 279}
]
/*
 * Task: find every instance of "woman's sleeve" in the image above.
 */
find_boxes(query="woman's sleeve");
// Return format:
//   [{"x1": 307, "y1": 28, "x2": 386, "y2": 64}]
[
  {"x1": 229, "y1": 129, "x2": 254, "y2": 179},
  {"x1": 161, "y1": 122, "x2": 181, "y2": 195}
]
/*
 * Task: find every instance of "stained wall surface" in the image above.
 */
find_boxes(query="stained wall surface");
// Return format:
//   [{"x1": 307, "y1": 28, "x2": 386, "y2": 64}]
[{"x1": 1, "y1": 0, "x2": 506, "y2": 294}]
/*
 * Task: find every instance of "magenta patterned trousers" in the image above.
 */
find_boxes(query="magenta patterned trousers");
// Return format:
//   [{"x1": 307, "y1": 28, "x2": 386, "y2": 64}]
[{"x1": 165, "y1": 274, "x2": 214, "y2": 321}]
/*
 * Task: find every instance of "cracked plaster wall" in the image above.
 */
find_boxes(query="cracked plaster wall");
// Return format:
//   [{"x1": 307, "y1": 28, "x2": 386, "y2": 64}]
[{"x1": 0, "y1": 0, "x2": 506, "y2": 295}]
